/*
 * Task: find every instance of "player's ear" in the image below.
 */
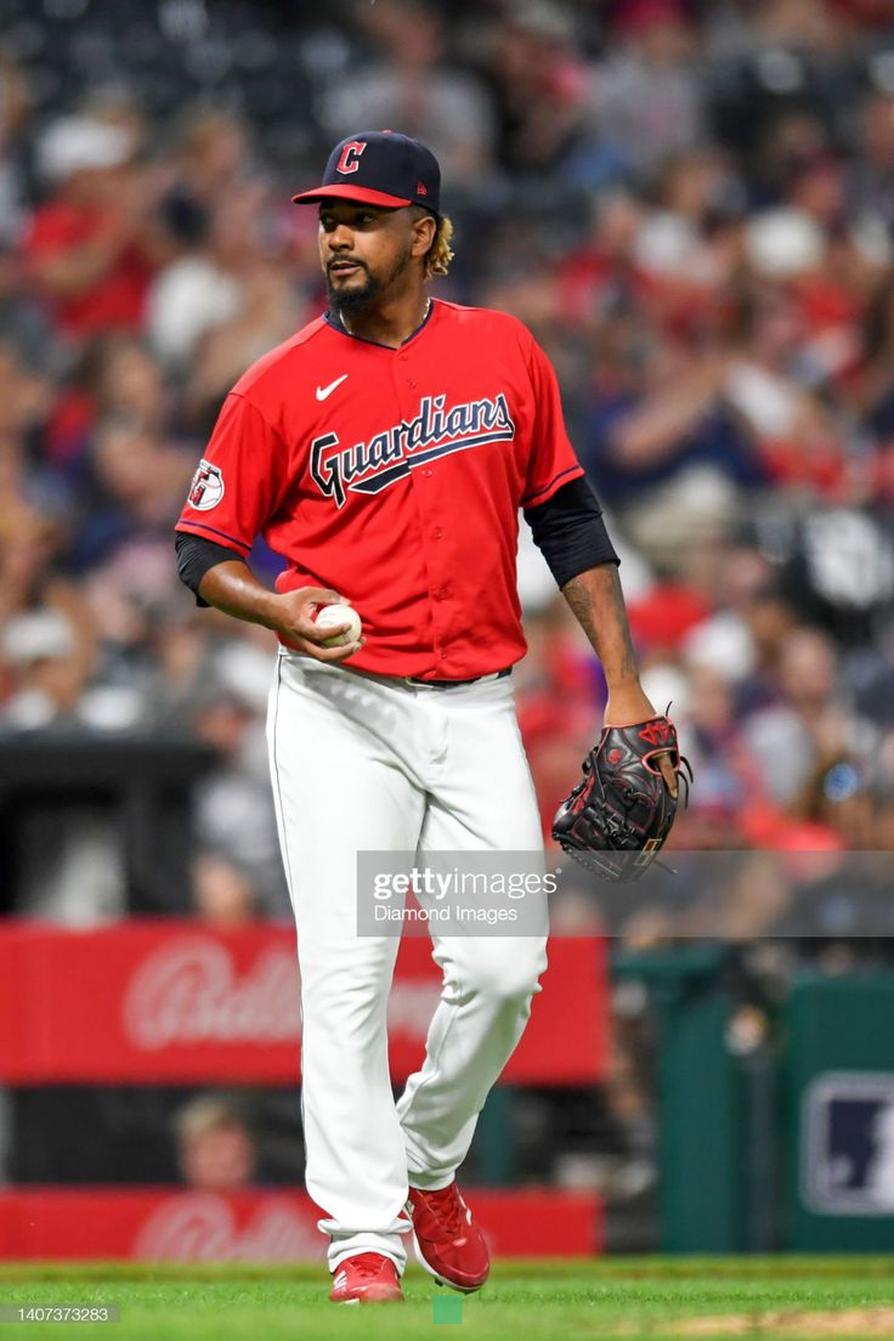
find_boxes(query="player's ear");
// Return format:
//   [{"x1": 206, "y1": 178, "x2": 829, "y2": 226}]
[{"x1": 410, "y1": 211, "x2": 437, "y2": 261}]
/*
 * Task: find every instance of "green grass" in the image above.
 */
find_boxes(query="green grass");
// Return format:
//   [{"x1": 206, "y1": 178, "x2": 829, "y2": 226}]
[{"x1": 0, "y1": 1258, "x2": 892, "y2": 1340}]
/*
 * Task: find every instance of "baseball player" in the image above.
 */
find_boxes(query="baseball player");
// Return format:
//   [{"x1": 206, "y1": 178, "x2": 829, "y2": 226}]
[{"x1": 175, "y1": 131, "x2": 674, "y2": 1304}]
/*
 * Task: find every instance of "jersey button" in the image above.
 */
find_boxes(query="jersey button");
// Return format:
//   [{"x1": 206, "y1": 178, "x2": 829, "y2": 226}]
[
  {"x1": 421, "y1": 468, "x2": 433, "y2": 478},
  {"x1": 408, "y1": 379, "x2": 417, "y2": 388},
  {"x1": 432, "y1": 527, "x2": 443, "y2": 541},
  {"x1": 433, "y1": 586, "x2": 449, "y2": 601},
  {"x1": 398, "y1": 353, "x2": 409, "y2": 362}
]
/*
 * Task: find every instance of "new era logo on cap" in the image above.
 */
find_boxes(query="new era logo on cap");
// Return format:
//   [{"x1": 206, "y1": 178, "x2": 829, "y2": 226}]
[{"x1": 292, "y1": 131, "x2": 441, "y2": 216}]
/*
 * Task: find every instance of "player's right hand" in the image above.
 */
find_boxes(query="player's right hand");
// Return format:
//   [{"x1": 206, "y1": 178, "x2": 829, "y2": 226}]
[{"x1": 267, "y1": 587, "x2": 362, "y2": 663}]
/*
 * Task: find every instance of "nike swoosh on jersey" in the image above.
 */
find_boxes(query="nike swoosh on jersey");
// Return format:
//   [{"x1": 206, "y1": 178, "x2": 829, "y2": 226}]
[{"x1": 316, "y1": 374, "x2": 349, "y2": 401}]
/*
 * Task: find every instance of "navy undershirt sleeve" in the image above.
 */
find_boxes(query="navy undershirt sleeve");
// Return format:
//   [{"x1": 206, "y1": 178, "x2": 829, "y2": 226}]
[
  {"x1": 175, "y1": 531, "x2": 244, "y2": 607},
  {"x1": 523, "y1": 476, "x2": 620, "y2": 589}
]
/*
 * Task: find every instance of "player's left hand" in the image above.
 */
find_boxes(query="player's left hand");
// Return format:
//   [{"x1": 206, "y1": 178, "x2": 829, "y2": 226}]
[{"x1": 604, "y1": 680, "x2": 679, "y2": 798}]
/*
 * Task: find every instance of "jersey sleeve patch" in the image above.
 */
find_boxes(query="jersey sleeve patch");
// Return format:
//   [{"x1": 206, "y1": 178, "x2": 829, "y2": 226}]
[{"x1": 187, "y1": 459, "x2": 225, "y2": 511}]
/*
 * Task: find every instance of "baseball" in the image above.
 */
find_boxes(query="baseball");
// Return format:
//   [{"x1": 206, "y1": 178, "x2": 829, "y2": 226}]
[{"x1": 314, "y1": 602, "x2": 362, "y2": 647}]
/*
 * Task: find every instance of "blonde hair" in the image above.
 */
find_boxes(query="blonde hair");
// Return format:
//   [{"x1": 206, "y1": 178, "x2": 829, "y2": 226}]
[
  {"x1": 425, "y1": 214, "x2": 455, "y2": 279},
  {"x1": 175, "y1": 1095, "x2": 246, "y2": 1143}
]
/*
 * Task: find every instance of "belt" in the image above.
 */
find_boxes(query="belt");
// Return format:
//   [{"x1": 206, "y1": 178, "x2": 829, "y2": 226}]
[{"x1": 403, "y1": 668, "x2": 511, "y2": 690}]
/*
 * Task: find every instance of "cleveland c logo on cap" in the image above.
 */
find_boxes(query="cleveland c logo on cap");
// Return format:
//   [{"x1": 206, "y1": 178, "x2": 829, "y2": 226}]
[{"x1": 336, "y1": 140, "x2": 366, "y2": 175}]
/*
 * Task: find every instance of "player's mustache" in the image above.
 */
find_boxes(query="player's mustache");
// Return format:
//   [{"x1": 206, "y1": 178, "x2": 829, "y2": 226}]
[{"x1": 327, "y1": 257, "x2": 368, "y2": 273}]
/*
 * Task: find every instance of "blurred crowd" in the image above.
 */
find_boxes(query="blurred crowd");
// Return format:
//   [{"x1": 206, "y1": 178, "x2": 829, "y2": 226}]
[{"x1": 1, "y1": 0, "x2": 894, "y2": 925}]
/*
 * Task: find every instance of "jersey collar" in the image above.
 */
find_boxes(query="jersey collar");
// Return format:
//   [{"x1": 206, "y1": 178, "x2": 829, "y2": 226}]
[{"x1": 324, "y1": 297, "x2": 435, "y2": 350}]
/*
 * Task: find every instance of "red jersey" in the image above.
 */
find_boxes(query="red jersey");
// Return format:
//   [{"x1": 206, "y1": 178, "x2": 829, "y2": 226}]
[{"x1": 175, "y1": 298, "x2": 583, "y2": 680}]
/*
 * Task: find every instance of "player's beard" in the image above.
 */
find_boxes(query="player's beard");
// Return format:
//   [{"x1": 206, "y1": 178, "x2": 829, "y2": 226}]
[
  {"x1": 327, "y1": 244, "x2": 413, "y2": 320},
  {"x1": 327, "y1": 264, "x2": 380, "y2": 318}
]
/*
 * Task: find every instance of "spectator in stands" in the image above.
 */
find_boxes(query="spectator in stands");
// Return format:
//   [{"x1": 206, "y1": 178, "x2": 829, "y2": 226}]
[
  {"x1": 791, "y1": 756, "x2": 874, "y2": 849},
  {"x1": 0, "y1": 54, "x2": 30, "y2": 248},
  {"x1": 855, "y1": 88, "x2": 894, "y2": 229},
  {"x1": 175, "y1": 107, "x2": 255, "y2": 208},
  {"x1": 554, "y1": 190, "x2": 647, "y2": 333},
  {"x1": 0, "y1": 607, "x2": 86, "y2": 729},
  {"x1": 25, "y1": 115, "x2": 161, "y2": 343},
  {"x1": 592, "y1": 0, "x2": 705, "y2": 177},
  {"x1": 725, "y1": 275, "x2": 847, "y2": 497},
  {"x1": 146, "y1": 191, "x2": 242, "y2": 376},
  {"x1": 323, "y1": 0, "x2": 494, "y2": 189},
  {"x1": 192, "y1": 852, "x2": 259, "y2": 925},
  {"x1": 175, "y1": 1094, "x2": 257, "y2": 1191},
  {"x1": 854, "y1": 271, "x2": 894, "y2": 473},
  {"x1": 90, "y1": 335, "x2": 169, "y2": 430},
  {"x1": 69, "y1": 417, "x2": 192, "y2": 575},
  {"x1": 582, "y1": 323, "x2": 765, "y2": 569},
  {"x1": 183, "y1": 252, "x2": 303, "y2": 433},
  {"x1": 190, "y1": 679, "x2": 290, "y2": 918},
  {"x1": 632, "y1": 150, "x2": 745, "y2": 316},
  {"x1": 742, "y1": 625, "x2": 878, "y2": 806},
  {"x1": 484, "y1": 1, "x2": 598, "y2": 180}
]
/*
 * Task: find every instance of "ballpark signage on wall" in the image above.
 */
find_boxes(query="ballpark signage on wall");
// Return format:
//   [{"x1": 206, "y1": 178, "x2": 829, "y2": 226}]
[
  {"x1": 0, "y1": 1189, "x2": 601, "y2": 1261},
  {"x1": 803, "y1": 1072, "x2": 894, "y2": 1215},
  {"x1": 0, "y1": 921, "x2": 607, "y2": 1084}
]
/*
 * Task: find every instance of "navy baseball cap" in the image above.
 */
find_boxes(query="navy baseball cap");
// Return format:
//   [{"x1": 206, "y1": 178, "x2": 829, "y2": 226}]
[{"x1": 292, "y1": 130, "x2": 440, "y2": 216}]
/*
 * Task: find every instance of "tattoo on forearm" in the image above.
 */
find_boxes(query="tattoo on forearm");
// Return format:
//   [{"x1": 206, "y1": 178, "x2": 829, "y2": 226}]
[
  {"x1": 562, "y1": 574, "x2": 597, "y2": 640},
  {"x1": 563, "y1": 568, "x2": 638, "y2": 681}
]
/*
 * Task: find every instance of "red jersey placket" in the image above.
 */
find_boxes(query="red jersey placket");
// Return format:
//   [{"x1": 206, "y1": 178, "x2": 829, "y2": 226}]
[{"x1": 389, "y1": 337, "x2": 455, "y2": 675}]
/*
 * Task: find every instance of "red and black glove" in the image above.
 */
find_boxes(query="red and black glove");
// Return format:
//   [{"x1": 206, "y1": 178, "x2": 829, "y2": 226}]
[{"x1": 552, "y1": 713, "x2": 692, "y2": 883}]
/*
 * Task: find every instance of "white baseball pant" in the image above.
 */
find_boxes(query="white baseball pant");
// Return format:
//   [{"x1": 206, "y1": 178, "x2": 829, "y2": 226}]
[{"x1": 266, "y1": 650, "x2": 548, "y2": 1273}]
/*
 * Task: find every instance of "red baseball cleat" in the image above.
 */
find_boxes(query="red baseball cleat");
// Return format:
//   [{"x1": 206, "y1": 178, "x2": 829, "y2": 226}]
[
  {"x1": 329, "y1": 1252, "x2": 404, "y2": 1304},
  {"x1": 405, "y1": 1182, "x2": 490, "y2": 1292}
]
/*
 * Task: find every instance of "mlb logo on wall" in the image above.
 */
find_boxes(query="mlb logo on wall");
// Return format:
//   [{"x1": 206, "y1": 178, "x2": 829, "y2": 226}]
[
  {"x1": 188, "y1": 459, "x2": 225, "y2": 511},
  {"x1": 803, "y1": 1072, "x2": 894, "y2": 1215}
]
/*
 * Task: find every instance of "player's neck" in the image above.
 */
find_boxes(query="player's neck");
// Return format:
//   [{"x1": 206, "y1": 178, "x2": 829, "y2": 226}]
[{"x1": 337, "y1": 285, "x2": 430, "y2": 350}]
